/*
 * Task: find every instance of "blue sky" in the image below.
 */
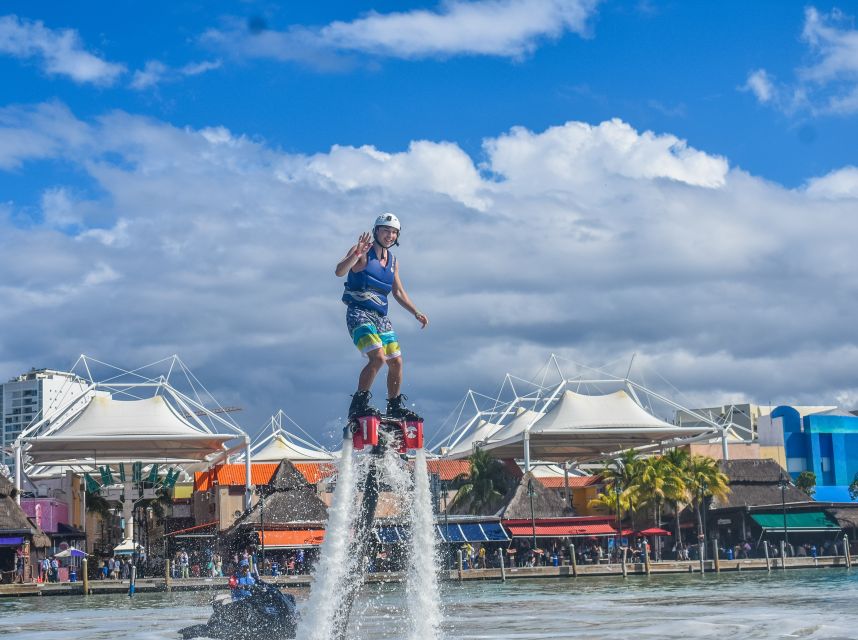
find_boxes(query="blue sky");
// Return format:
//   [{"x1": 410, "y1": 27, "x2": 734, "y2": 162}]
[{"x1": 2, "y1": 1, "x2": 858, "y2": 443}]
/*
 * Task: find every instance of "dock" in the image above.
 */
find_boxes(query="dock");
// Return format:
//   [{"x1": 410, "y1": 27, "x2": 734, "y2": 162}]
[{"x1": 0, "y1": 554, "x2": 851, "y2": 598}]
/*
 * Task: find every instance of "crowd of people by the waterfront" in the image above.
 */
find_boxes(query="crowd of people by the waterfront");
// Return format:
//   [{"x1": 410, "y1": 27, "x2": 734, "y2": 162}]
[
  {"x1": 450, "y1": 535, "x2": 858, "y2": 570},
  {"x1": 167, "y1": 547, "x2": 314, "y2": 579}
]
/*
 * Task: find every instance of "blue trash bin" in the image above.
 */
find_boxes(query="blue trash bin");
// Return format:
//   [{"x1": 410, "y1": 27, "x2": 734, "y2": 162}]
[
  {"x1": 69, "y1": 569, "x2": 77, "y2": 582},
  {"x1": 726, "y1": 548, "x2": 734, "y2": 560},
  {"x1": 552, "y1": 555, "x2": 559, "y2": 567}
]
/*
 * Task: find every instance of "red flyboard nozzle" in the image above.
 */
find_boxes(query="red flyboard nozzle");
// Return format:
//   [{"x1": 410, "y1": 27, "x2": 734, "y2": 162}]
[{"x1": 404, "y1": 420, "x2": 424, "y2": 450}]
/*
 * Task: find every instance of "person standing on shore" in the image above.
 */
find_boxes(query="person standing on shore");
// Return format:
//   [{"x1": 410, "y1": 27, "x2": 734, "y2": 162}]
[{"x1": 336, "y1": 213, "x2": 428, "y2": 420}]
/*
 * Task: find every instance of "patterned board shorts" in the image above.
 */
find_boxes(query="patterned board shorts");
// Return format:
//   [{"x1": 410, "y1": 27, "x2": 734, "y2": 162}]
[{"x1": 346, "y1": 305, "x2": 401, "y2": 360}]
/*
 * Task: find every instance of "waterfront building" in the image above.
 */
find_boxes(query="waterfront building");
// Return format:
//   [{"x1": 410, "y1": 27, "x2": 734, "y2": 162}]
[
  {"x1": 706, "y1": 459, "x2": 856, "y2": 553},
  {"x1": 193, "y1": 462, "x2": 336, "y2": 530},
  {"x1": 759, "y1": 405, "x2": 858, "y2": 501},
  {"x1": 0, "y1": 369, "x2": 91, "y2": 477},
  {"x1": 220, "y1": 460, "x2": 329, "y2": 561},
  {"x1": 0, "y1": 473, "x2": 51, "y2": 581}
]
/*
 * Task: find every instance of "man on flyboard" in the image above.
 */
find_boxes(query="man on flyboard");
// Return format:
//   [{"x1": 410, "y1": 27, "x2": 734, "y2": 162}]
[{"x1": 335, "y1": 213, "x2": 428, "y2": 421}]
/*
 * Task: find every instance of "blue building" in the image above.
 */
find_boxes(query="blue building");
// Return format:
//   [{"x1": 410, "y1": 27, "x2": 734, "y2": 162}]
[{"x1": 770, "y1": 406, "x2": 858, "y2": 502}]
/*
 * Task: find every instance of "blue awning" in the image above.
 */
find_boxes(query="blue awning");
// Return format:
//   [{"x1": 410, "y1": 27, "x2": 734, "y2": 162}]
[
  {"x1": 435, "y1": 522, "x2": 509, "y2": 543},
  {"x1": 374, "y1": 523, "x2": 510, "y2": 544},
  {"x1": 0, "y1": 536, "x2": 24, "y2": 546},
  {"x1": 374, "y1": 526, "x2": 408, "y2": 544}
]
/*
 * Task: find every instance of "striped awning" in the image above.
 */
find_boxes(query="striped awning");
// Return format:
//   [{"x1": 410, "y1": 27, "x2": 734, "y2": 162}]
[
  {"x1": 506, "y1": 523, "x2": 616, "y2": 538},
  {"x1": 435, "y1": 522, "x2": 509, "y2": 543}
]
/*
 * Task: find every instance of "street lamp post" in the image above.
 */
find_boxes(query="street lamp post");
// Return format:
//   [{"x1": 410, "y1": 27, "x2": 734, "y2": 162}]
[
  {"x1": 442, "y1": 480, "x2": 451, "y2": 570},
  {"x1": 527, "y1": 478, "x2": 537, "y2": 557},
  {"x1": 258, "y1": 487, "x2": 266, "y2": 572},
  {"x1": 778, "y1": 472, "x2": 789, "y2": 551}
]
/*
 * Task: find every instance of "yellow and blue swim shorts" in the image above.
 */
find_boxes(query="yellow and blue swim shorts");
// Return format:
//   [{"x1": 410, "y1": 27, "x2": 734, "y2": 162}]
[{"x1": 346, "y1": 305, "x2": 401, "y2": 360}]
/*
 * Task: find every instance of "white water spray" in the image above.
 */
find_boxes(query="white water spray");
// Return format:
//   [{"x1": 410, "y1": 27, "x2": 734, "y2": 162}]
[
  {"x1": 298, "y1": 439, "x2": 365, "y2": 640},
  {"x1": 407, "y1": 449, "x2": 443, "y2": 640}
]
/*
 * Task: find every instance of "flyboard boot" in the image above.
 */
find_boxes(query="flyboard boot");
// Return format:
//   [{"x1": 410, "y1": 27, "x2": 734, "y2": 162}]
[
  {"x1": 345, "y1": 390, "x2": 383, "y2": 452},
  {"x1": 385, "y1": 394, "x2": 425, "y2": 453},
  {"x1": 386, "y1": 393, "x2": 421, "y2": 421}
]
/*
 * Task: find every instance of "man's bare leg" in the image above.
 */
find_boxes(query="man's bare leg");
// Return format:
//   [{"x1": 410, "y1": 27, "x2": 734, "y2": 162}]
[
  {"x1": 357, "y1": 349, "x2": 386, "y2": 391},
  {"x1": 386, "y1": 356, "x2": 403, "y2": 399}
]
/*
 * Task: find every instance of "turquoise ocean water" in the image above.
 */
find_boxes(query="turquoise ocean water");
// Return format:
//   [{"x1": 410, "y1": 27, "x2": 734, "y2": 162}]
[{"x1": 1, "y1": 569, "x2": 856, "y2": 639}]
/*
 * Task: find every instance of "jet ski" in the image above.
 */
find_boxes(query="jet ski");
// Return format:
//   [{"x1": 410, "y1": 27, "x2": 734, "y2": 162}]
[{"x1": 179, "y1": 580, "x2": 298, "y2": 639}]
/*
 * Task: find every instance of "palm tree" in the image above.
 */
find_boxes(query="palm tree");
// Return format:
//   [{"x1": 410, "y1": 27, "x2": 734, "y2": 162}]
[
  {"x1": 598, "y1": 449, "x2": 641, "y2": 537},
  {"x1": 662, "y1": 448, "x2": 691, "y2": 545},
  {"x1": 587, "y1": 485, "x2": 632, "y2": 514},
  {"x1": 684, "y1": 454, "x2": 730, "y2": 550},
  {"x1": 633, "y1": 456, "x2": 686, "y2": 560},
  {"x1": 448, "y1": 448, "x2": 510, "y2": 515}
]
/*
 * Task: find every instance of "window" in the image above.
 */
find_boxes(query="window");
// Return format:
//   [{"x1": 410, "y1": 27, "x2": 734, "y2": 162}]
[
  {"x1": 821, "y1": 457, "x2": 832, "y2": 473},
  {"x1": 786, "y1": 457, "x2": 807, "y2": 473}
]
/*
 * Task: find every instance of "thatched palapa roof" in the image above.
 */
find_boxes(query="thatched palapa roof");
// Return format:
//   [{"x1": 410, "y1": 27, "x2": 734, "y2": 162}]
[
  {"x1": 234, "y1": 460, "x2": 328, "y2": 526},
  {"x1": 0, "y1": 475, "x2": 51, "y2": 547},
  {"x1": 499, "y1": 472, "x2": 573, "y2": 519},
  {"x1": 712, "y1": 459, "x2": 809, "y2": 509}
]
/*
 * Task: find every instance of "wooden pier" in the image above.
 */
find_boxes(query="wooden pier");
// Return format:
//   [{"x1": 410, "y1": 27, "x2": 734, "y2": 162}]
[{"x1": 0, "y1": 555, "x2": 850, "y2": 598}]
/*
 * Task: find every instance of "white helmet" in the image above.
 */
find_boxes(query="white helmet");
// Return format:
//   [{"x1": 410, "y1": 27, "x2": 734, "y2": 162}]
[
  {"x1": 374, "y1": 212, "x2": 400, "y2": 231},
  {"x1": 373, "y1": 212, "x2": 401, "y2": 247}
]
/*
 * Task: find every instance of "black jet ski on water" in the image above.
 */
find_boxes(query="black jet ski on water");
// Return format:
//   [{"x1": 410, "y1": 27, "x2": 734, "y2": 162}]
[{"x1": 179, "y1": 580, "x2": 298, "y2": 640}]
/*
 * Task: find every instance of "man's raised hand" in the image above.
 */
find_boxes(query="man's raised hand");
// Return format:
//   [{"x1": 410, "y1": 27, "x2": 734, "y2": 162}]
[{"x1": 354, "y1": 231, "x2": 373, "y2": 257}]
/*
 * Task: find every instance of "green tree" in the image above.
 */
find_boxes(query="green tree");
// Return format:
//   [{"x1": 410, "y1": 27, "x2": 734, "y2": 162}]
[
  {"x1": 847, "y1": 473, "x2": 858, "y2": 502},
  {"x1": 662, "y1": 448, "x2": 691, "y2": 543},
  {"x1": 597, "y1": 449, "x2": 642, "y2": 534},
  {"x1": 85, "y1": 491, "x2": 111, "y2": 518},
  {"x1": 684, "y1": 455, "x2": 730, "y2": 547},
  {"x1": 632, "y1": 455, "x2": 687, "y2": 559},
  {"x1": 448, "y1": 448, "x2": 510, "y2": 514},
  {"x1": 795, "y1": 471, "x2": 817, "y2": 498}
]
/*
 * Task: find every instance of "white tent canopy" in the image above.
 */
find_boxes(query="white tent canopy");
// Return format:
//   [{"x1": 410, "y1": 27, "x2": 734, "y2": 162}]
[
  {"x1": 435, "y1": 355, "x2": 732, "y2": 467},
  {"x1": 246, "y1": 409, "x2": 333, "y2": 463},
  {"x1": 252, "y1": 433, "x2": 334, "y2": 463},
  {"x1": 480, "y1": 389, "x2": 713, "y2": 464},
  {"x1": 24, "y1": 396, "x2": 236, "y2": 464},
  {"x1": 443, "y1": 419, "x2": 503, "y2": 458}
]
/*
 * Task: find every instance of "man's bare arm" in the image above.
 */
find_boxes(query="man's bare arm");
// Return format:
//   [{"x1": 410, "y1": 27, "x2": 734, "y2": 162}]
[
  {"x1": 392, "y1": 263, "x2": 428, "y2": 328},
  {"x1": 335, "y1": 231, "x2": 372, "y2": 276}
]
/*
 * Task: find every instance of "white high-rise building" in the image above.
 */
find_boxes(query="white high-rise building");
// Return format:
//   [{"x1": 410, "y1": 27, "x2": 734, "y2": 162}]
[{"x1": 1, "y1": 369, "x2": 91, "y2": 476}]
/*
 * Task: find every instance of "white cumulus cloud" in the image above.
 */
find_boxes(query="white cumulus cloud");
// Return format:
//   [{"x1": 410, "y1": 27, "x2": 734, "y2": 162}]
[
  {"x1": 0, "y1": 15, "x2": 125, "y2": 85},
  {"x1": 203, "y1": 0, "x2": 600, "y2": 66},
  {"x1": 745, "y1": 6, "x2": 858, "y2": 116},
  {"x1": 131, "y1": 59, "x2": 222, "y2": 90},
  {"x1": 1, "y1": 102, "x2": 857, "y2": 436},
  {"x1": 805, "y1": 166, "x2": 858, "y2": 199}
]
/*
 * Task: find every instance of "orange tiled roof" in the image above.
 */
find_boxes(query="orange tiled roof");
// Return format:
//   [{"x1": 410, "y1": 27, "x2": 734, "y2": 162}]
[
  {"x1": 426, "y1": 459, "x2": 470, "y2": 481},
  {"x1": 193, "y1": 463, "x2": 279, "y2": 491},
  {"x1": 193, "y1": 462, "x2": 338, "y2": 491},
  {"x1": 537, "y1": 475, "x2": 602, "y2": 489},
  {"x1": 293, "y1": 462, "x2": 337, "y2": 484}
]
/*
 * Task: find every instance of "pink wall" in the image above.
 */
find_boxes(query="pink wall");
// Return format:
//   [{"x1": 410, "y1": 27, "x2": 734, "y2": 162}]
[{"x1": 20, "y1": 498, "x2": 69, "y2": 533}]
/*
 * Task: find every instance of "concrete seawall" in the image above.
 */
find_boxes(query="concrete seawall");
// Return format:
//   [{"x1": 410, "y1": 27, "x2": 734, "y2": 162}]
[{"x1": 0, "y1": 556, "x2": 850, "y2": 597}]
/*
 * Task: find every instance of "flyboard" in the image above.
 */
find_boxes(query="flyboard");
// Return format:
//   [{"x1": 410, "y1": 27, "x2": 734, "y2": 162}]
[{"x1": 332, "y1": 410, "x2": 425, "y2": 640}]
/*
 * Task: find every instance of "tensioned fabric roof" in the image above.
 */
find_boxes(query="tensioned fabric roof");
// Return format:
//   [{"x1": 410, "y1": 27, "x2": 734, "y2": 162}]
[
  {"x1": 483, "y1": 409, "x2": 545, "y2": 446},
  {"x1": 479, "y1": 390, "x2": 711, "y2": 462},
  {"x1": 252, "y1": 433, "x2": 334, "y2": 463},
  {"x1": 25, "y1": 396, "x2": 236, "y2": 464},
  {"x1": 444, "y1": 420, "x2": 503, "y2": 458}
]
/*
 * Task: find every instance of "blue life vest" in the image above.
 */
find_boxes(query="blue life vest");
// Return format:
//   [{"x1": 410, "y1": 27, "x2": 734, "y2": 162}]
[
  {"x1": 342, "y1": 247, "x2": 396, "y2": 315},
  {"x1": 233, "y1": 574, "x2": 255, "y2": 600}
]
